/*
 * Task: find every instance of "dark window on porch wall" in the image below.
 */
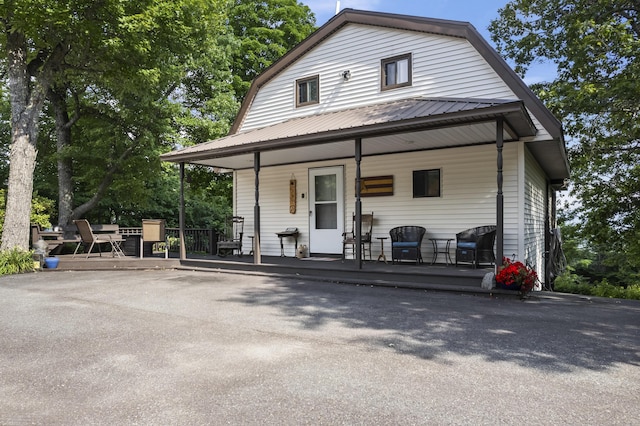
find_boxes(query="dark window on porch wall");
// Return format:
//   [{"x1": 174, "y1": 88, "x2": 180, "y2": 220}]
[
  {"x1": 296, "y1": 75, "x2": 319, "y2": 107},
  {"x1": 413, "y1": 169, "x2": 441, "y2": 198},
  {"x1": 381, "y1": 53, "x2": 412, "y2": 90}
]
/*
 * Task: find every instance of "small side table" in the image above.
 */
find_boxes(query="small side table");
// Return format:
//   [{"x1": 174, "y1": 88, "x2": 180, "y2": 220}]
[
  {"x1": 276, "y1": 229, "x2": 299, "y2": 257},
  {"x1": 376, "y1": 237, "x2": 388, "y2": 264},
  {"x1": 429, "y1": 238, "x2": 453, "y2": 266}
]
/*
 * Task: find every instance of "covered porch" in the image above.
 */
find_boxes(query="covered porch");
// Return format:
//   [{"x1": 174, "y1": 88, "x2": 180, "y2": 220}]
[{"x1": 161, "y1": 97, "x2": 568, "y2": 279}]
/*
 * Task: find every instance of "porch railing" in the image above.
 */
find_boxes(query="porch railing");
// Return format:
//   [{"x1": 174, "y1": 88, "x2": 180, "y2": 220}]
[{"x1": 119, "y1": 227, "x2": 218, "y2": 255}]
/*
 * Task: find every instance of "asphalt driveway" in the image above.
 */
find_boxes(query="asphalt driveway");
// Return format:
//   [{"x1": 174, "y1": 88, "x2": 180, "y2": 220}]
[{"x1": 1, "y1": 269, "x2": 639, "y2": 425}]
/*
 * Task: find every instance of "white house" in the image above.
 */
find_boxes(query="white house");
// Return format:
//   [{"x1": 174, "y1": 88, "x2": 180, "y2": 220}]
[{"x1": 161, "y1": 9, "x2": 569, "y2": 284}]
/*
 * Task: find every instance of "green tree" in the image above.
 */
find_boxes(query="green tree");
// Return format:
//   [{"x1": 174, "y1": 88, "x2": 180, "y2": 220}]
[
  {"x1": 1, "y1": 0, "x2": 317, "y2": 246},
  {"x1": 228, "y1": 0, "x2": 316, "y2": 101},
  {"x1": 49, "y1": 0, "x2": 236, "y2": 226},
  {"x1": 0, "y1": 0, "x2": 69, "y2": 250},
  {"x1": 0, "y1": 0, "x2": 235, "y2": 250},
  {"x1": 489, "y1": 0, "x2": 640, "y2": 272}
]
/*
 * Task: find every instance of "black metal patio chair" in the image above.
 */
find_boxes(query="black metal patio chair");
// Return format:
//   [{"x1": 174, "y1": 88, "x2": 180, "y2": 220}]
[
  {"x1": 389, "y1": 225, "x2": 426, "y2": 265},
  {"x1": 455, "y1": 225, "x2": 496, "y2": 268}
]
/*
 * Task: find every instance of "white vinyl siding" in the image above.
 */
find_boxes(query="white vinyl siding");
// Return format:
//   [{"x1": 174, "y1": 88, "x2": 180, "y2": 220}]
[
  {"x1": 240, "y1": 25, "x2": 515, "y2": 131},
  {"x1": 239, "y1": 24, "x2": 552, "y2": 142},
  {"x1": 524, "y1": 146, "x2": 548, "y2": 284},
  {"x1": 235, "y1": 143, "x2": 520, "y2": 260}
]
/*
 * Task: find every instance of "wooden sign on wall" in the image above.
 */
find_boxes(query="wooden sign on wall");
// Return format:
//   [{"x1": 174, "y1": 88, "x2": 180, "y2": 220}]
[{"x1": 357, "y1": 175, "x2": 394, "y2": 197}]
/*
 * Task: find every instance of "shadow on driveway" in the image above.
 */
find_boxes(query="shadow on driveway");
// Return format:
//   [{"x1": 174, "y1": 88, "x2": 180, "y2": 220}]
[{"x1": 226, "y1": 277, "x2": 640, "y2": 373}]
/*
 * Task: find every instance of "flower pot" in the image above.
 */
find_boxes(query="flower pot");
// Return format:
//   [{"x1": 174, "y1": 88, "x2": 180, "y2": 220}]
[
  {"x1": 44, "y1": 257, "x2": 59, "y2": 269},
  {"x1": 496, "y1": 281, "x2": 521, "y2": 291}
]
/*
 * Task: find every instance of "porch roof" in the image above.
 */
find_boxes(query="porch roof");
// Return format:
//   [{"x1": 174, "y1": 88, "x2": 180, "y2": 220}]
[{"x1": 161, "y1": 97, "x2": 569, "y2": 181}]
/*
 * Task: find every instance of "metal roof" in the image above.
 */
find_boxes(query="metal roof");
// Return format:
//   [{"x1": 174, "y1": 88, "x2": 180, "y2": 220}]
[{"x1": 161, "y1": 97, "x2": 539, "y2": 168}]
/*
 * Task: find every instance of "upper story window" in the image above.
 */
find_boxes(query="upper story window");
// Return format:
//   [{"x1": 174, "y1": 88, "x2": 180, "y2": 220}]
[
  {"x1": 381, "y1": 53, "x2": 412, "y2": 90},
  {"x1": 296, "y1": 75, "x2": 319, "y2": 107}
]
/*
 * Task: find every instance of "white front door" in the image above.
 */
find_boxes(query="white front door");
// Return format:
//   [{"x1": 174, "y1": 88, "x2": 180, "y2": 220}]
[{"x1": 309, "y1": 166, "x2": 344, "y2": 254}]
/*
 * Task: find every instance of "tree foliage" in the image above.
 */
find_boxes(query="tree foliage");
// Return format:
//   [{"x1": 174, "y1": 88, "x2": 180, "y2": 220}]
[
  {"x1": 1, "y1": 0, "x2": 317, "y2": 244},
  {"x1": 0, "y1": 0, "x2": 236, "y2": 247},
  {"x1": 490, "y1": 0, "x2": 640, "y2": 271},
  {"x1": 228, "y1": 0, "x2": 316, "y2": 100},
  {"x1": 47, "y1": 0, "x2": 236, "y2": 225},
  {"x1": 0, "y1": 189, "x2": 55, "y2": 234}
]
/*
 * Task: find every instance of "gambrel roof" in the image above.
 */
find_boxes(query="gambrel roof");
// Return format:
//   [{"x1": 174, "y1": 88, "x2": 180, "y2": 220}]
[{"x1": 162, "y1": 9, "x2": 569, "y2": 183}]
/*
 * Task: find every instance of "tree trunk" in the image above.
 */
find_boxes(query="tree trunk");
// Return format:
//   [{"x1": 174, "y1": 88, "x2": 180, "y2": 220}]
[
  {"x1": 71, "y1": 144, "x2": 136, "y2": 220},
  {"x1": 49, "y1": 88, "x2": 75, "y2": 227},
  {"x1": 1, "y1": 23, "x2": 67, "y2": 250},
  {"x1": 2, "y1": 131, "x2": 38, "y2": 251},
  {"x1": 0, "y1": 31, "x2": 46, "y2": 251}
]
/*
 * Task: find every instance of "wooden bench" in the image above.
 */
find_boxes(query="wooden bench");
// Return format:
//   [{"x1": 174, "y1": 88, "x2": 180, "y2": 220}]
[{"x1": 31, "y1": 224, "x2": 81, "y2": 254}]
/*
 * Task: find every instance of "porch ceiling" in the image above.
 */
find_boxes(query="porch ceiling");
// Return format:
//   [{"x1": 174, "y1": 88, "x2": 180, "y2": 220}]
[
  {"x1": 161, "y1": 97, "x2": 567, "y2": 180},
  {"x1": 180, "y1": 121, "x2": 508, "y2": 170}
]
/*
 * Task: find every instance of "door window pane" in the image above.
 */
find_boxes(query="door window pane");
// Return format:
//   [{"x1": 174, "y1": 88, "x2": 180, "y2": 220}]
[
  {"x1": 315, "y1": 175, "x2": 336, "y2": 202},
  {"x1": 315, "y1": 203, "x2": 337, "y2": 229}
]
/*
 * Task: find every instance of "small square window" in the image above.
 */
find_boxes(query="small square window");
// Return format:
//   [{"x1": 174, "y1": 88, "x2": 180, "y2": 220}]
[
  {"x1": 381, "y1": 54, "x2": 412, "y2": 90},
  {"x1": 413, "y1": 169, "x2": 441, "y2": 198},
  {"x1": 296, "y1": 75, "x2": 319, "y2": 107}
]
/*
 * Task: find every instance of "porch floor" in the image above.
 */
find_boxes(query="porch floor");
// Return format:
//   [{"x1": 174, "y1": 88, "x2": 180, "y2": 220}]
[{"x1": 48, "y1": 252, "x2": 499, "y2": 295}]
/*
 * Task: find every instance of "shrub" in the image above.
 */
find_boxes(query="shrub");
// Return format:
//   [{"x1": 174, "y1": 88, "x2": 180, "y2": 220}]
[
  {"x1": 554, "y1": 272, "x2": 640, "y2": 300},
  {"x1": 626, "y1": 285, "x2": 640, "y2": 300},
  {"x1": 0, "y1": 248, "x2": 35, "y2": 275},
  {"x1": 592, "y1": 280, "x2": 626, "y2": 299}
]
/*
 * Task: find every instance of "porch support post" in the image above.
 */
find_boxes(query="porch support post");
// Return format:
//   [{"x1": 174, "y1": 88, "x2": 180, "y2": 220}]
[
  {"x1": 253, "y1": 151, "x2": 261, "y2": 264},
  {"x1": 355, "y1": 138, "x2": 362, "y2": 270},
  {"x1": 179, "y1": 162, "x2": 187, "y2": 260},
  {"x1": 545, "y1": 184, "x2": 555, "y2": 287},
  {"x1": 496, "y1": 118, "x2": 504, "y2": 271}
]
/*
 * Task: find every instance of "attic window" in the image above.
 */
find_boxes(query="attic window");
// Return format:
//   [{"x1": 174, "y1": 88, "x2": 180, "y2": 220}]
[
  {"x1": 381, "y1": 54, "x2": 412, "y2": 90},
  {"x1": 296, "y1": 75, "x2": 319, "y2": 107}
]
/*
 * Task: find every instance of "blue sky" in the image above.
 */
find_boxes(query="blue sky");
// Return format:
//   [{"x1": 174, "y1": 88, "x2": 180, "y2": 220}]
[{"x1": 303, "y1": 0, "x2": 556, "y2": 84}]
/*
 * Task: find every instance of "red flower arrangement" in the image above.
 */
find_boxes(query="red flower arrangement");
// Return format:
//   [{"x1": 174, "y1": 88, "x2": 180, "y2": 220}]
[{"x1": 495, "y1": 257, "x2": 538, "y2": 296}]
